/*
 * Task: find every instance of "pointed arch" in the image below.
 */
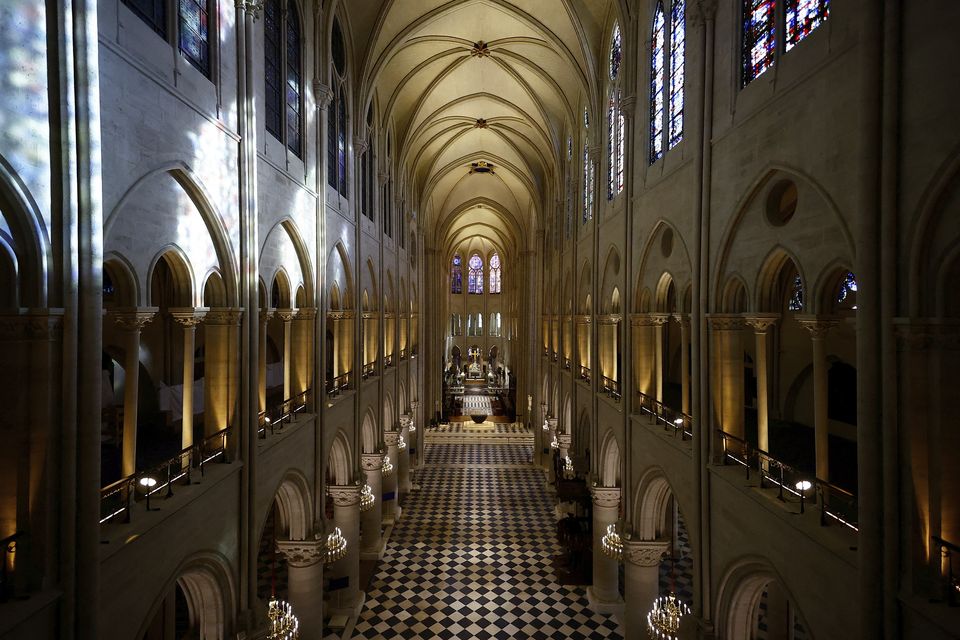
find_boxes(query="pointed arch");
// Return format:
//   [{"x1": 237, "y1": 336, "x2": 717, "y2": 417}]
[
  {"x1": 0, "y1": 153, "x2": 50, "y2": 307},
  {"x1": 327, "y1": 430, "x2": 353, "y2": 486}
]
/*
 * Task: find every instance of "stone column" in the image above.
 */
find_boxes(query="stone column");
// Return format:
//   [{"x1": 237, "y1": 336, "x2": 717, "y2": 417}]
[
  {"x1": 398, "y1": 415, "x2": 412, "y2": 494},
  {"x1": 798, "y1": 317, "x2": 838, "y2": 481},
  {"x1": 587, "y1": 486, "x2": 623, "y2": 612},
  {"x1": 536, "y1": 401, "x2": 548, "y2": 468},
  {"x1": 259, "y1": 309, "x2": 275, "y2": 413},
  {"x1": 630, "y1": 314, "x2": 657, "y2": 403},
  {"x1": 383, "y1": 431, "x2": 400, "y2": 523},
  {"x1": 546, "y1": 418, "x2": 559, "y2": 484},
  {"x1": 651, "y1": 314, "x2": 671, "y2": 403},
  {"x1": 557, "y1": 432, "x2": 572, "y2": 464},
  {"x1": 674, "y1": 314, "x2": 691, "y2": 415},
  {"x1": 327, "y1": 485, "x2": 363, "y2": 613},
  {"x1": 745, "y1": 314, "x2": 779, "y2": 455},
  {"x1": 708, "y1": 315, "x2": 745, "y2": 439},
  {"x1": 276, "y1": 309, "x2": 297, "y2": 402},
  {"x1": 109, "y1": 309, "x2": 157, "y2": 477},
  {"x1": 623, "y1": 539, "x2": 670, "y2": 639},
  {"x1": 294, "y1": 308, "x2": 316, "y2": 397},
  {"x1": 360, "y1": 453, "x2": 384, "y2": 558},
  {"x1": 275, "y1": 538, "x2": 325, "y2": 640},
  {"x1": 204, "y1": 308, "x2": 243, "y2": 436},
  {"x1": 410, "y1": 401, "x2": 420, "y2": 469},
  {"x1": 170, "y1": 308, "x2": 207, "y2": 452}
]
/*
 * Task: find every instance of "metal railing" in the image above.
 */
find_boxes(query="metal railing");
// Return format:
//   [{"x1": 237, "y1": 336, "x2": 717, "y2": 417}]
[
  {"x1": 932, "y1": 536, "x2": 960, "y2": 606},
  {"x1": 326, "y1": 372, "x2": 351, "y2": 396},
  {"x1": 563, "y1": 357, "x2": 571, "y2": 370},
  {"x1": 0, "y1": 531, "x2": 24, "y2": 603},
  {"x1": 717, "y1": 430, "x2": 858, "y2": 532},
  {"x1": 362, "y1": 361, "x2": 378, "y2": 378},
  {"x1": 99, "y1": 426, "x2": 232, "y2": 525},
  {"x1": 579, "y1": 365, "x2": 591, "y2": 382},
  {"x1": 635, "y1": 391, "x2": 693, "y2": 440},
  {"x1": 399, "y1": 349, "x2": 407, "y2": 361},
  {"x1": 601, "y1": 376, "x2": 621, "y2": 401},
  {"x1": 552, "y1": 352, "x2": 559, "y2": 362},
  {"x1": 258, "y1": 389, "x2": 311, "y2": 438}
]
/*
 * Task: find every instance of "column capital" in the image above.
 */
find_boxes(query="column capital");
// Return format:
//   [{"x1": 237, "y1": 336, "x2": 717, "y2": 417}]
[
  {"x1": 327, "y1": 484, "x2": 362, "y2": 507},
  {"x1": 744, "y1": 313, "x2": 780, "y2": 333},
  {"x1": 384, "y1": 430, "x2": 400, "y2": 447},
  {"x1": 234, "y1": 0, "x2": 263, "y2": 20},
  {"x1": 354, "y1": 136, "x2": 369, "y2": 154},
  {"x1": 795, "y1": 315, "x2": 840, "y2": 339},
  {"x1": 590, "y1": 485, "x2": 621, "y2": 508},
  {"x1": 629, "y1": 313, "x2": 661, "y2": 327},
  {"x1": 706, "y1": 313, "x2": 745, "y2": 331},
  {"x1": 260, "y1": 308, "x2": 276, "y2": 324},
  {"x1": 0, "y1": 309, "x2": 65, "y2": 342},
  {"x1": 557, "y1": 433, "x2": 572, "y2": 448},
  {"x1": 275, "y1": 537, "x2": 325, "y2": 568},
  {"x1": 204, "y1": 307, "x2": 244, "y2": 326},
  {"x1": 170, "y1": 307, "x2": 209, "y2": 327},
  {"x1": 672, "y1": 313, "x2": 691, "y2": 328},
  {"x1": 546, "y1": 417, "x2": 559, "y2": 430},
  {"x1": 619, "y1": 94, "x2": 637, "y2": 119},
  {"x1": 361, "y1": 452, "x2": 384, "y2": 471},
  {"x1": 410, "y1": 400, "x2": 420, "y2": 410},
  {"x1": 276, "y1": 308, "x2": 298, "y2": 322},
  {"x1": 623, "y1": 539, "x2": 670, "y2": 567},
  {"x1": 313, "y1": 81, "x2": 333, "y2": 111},
  {"x1": 649, "y1": 313, "x2": 671, "y2": 326},
  {"x1": 295, "y1": 307, "x2": 317, "y2": 321},
  {"x1": 108, "y1": 307, "x2": 159, "y2": 330}
]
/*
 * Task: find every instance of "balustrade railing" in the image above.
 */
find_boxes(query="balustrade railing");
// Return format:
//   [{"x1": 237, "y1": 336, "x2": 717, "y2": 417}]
[
  {"x1": 326, "y1": 372, "x2": 350, "y2": 396},
  {"x1": 601, "y1": 376, "x2": 621, "y2": 401},
  {"x1": 563, "y1": 357, "x2": 571, "y2": 370},
  {"x1": 363, "y1": 361, "x2": 378, "y2": 378},
  {"x1": 932, "y1": 536, "x2": 960, "y2": 606},
  {"x1": 0, "y1": 531, "x2": 24, "y2": 602},
  {"x1": 552, "y1": 352, "x2": 558, "y2": 362},
  {"x1": 579, "y1": 365, "x2": 591, "y2": 382},
  {"x1": 99, "y1": 426, "x2": 232, "y2": 525},
  {"x1": 717, "y1": 430, "x2": 858, "y2": 532},
  {"x1": 635, "y1": 391, "x2": 693, "y2": 440},
  {"x1": 400, "y1": 349, "x2": 407, "y2": 361},
  {"x1": 258, "y1": 389, "x2": 311, "y2": 438}
]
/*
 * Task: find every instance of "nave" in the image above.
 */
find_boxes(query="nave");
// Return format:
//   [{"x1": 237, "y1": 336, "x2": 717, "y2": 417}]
[{"x1": 351, "y1": 441, "x2": 623, "y2": 640}]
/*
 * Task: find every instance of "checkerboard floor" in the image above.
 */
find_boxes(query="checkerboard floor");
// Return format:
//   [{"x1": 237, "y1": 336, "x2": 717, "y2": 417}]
[
  {"x1": 353, "y1": 445, "x2": 622, "y2": 639},
  {"x1": 432, "y1": 423, "x2": 530, "y2": 435},
  {"x1": 424, "y1": 443, "x2": 533, "y2": 466}
]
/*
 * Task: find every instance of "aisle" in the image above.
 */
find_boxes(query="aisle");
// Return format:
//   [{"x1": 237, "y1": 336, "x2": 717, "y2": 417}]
[{"x1": 352, "y1": 443, "x2": 622, "y2": 639}]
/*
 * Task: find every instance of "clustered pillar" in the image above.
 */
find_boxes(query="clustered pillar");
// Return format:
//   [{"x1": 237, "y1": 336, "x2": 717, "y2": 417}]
[
  {"x1": 587, "y1": 486, "x2": 622, "y2": 613},
  {"x1": 382, "y1": 430, "x2": 400, "y2": 523},
  {"x1": 623, "y1": 539, "x2": 670, "y2": 639},
  {"x1": 275, "y1": 538, "x2": 325, "y2": 639},
  {"x1": 326, "y1": 484, "x2": 363, "y2": 613},
  {"x1": 360, "y1": 452, "x2": 384, "y2": 557}
]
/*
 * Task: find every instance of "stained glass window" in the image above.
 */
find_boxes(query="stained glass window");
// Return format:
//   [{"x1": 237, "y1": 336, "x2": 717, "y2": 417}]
[
  {"x1": 489, "y1": 253, "x2": 502, "y2": 294},
  {"x1": 836, "y1": 271, "x2": 857, "y2": 310},
  {"x1": 742, "y1": 0, "x2": 776, "y2": 86},
  {"x1": 337, "y1": 87, "x2": 347, "y2": 195},
  {"x1": 584, "y1": 108, "x2": 590, "y2": 128},
  {"x1": 285, "y1": 6, "x2": 302, "y2": 156},
  {"x1": 468, "y1": 254, "x2": 484, "y2": 294},
  {"x1": 583, "y1": 144, "x2": 594, "y2": 223},
  {"x1": 610, "y1": 23, "x2": 622, "y2": 80},
  {"x1": 264, "y1": 0, "x2": 282, "y2": 139},
  {"x1": 123, "y1": 0, "x2": 167, "y2": 38},
  {"x1": 668, "y1": 0, "x2": 685, "y2": 149},
  {"x1": 179, "y1": 0, "x2": 210, "y2": 76},
  {"x1": 788, "y1": 274, "x2": 804, "y2": 311},
  {"x1": 650, "y1": 3, "x2": 666, "y2": 163},
  {"x1": 608, "y1": 93, "x2": 616, "y2": 199},
  {"x1": 616, "y1": 90, "x2": 625, "y2": 194},
  {"x1": 786, "y1": 0, "x2": 829, "y2": 51},
  {"x1": 451, "y1": 255, "x2": 462, "y2": 294},
  {"x1": 328, "y1": 19, "x2": 348, "y2": 194}
]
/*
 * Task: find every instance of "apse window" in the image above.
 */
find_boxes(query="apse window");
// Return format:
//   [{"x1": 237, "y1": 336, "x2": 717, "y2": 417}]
[
  {"x1": 122, "y1": 0, "x2": 214, "y2": 78},
  {"x1": 649, "y1": 0, "x2": 685, "y2": 164},
  {"x1": 742, "y1": 0, "x2": 830, "y2": 86}
]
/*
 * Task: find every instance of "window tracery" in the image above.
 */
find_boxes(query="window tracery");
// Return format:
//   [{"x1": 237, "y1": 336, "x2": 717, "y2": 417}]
[
  {"x1": 489, "y1": 253, "x2": 502, "y2": 294},
  {"x1": 328, "y1": 18, "x2": 348, "y2": 195},
  {"x1": 742, "y1": 0, "x2": 776, "y2": 85},
  {"x1": 669, "y1": 0, "x2": 685, "y2": 149},
  {"x1": 451, "y1": 255, "x2": 462, "y2": 295},
  {"x1": 786, "y1": 0, "x2": 830, "y2": 51},
  {"x1": 468, "y1": 254, "x2": 484, "y2": 295},
  {"x1": 650, "y1": 3, "x2": 666, "y2": 163}
]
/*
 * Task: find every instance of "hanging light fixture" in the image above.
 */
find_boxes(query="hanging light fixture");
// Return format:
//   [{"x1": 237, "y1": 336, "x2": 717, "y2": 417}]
[
  {"x1": 267, "y1": 597, "x2": 300, "y2": 639},
  {"x1": 323, "y1": 527, "x2": 347, "y2": 564},
  {"x1": 381, "y1": 455, "x2": 395, "y2": 477},
  {"x1": 407, "y1": 421, "x2": 416, "y2": 433},
  {"x1": 646, "y1": 593, "x2": 690, "y2": 639},
  {"x1": 360, "y1": 484, "x2": 375, "y2": 512},
  {"x1": 600, "y1": 523, "x2": 623, "y2": 560},
  {"x1": 398, "y1": 434, "x2": 408, "y2": 451},
  {"x1": 563, "y1": 455, "x2": 574, "y2": 476},
  {"x1": 542, "y1": 420, "x2": 550, "y2": 431}
]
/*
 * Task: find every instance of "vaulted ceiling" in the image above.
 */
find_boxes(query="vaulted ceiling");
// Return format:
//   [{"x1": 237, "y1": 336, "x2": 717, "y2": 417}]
[{"x1": 344, "y1": 0, "x2": 623, "y2": 261}]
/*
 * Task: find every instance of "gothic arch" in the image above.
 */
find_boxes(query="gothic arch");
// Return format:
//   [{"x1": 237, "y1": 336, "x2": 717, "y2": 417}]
[
  {"x1": 327, "y1": 430, "x2": 353, "y2": 486},
  {"x1": 599, "y1": 429, "x2": 621, "y2": 487},
  {"x1": 0, "y1": 153, "x2": 51, "y2": 307},
  {"x1": 361, "y1": 408, "x2": 378, "y2": 454},
  {"x1": 632, "y1": 467, "x2": 675, "y2": 540},
  {"x1": 147, "y1": 245, "x2": 195, "y2": 307},
  {"x1": 270, "y1": 470, "x2": 314, "y2": 542},
  {"x1": 715, "y1": 557, "x2": 813, "y2": 640},
  {"x1": 262, "y1": 217, "x2": 316, "y2": 306},
  {"x1": 327, "y1": 241, "x2": 354, "y2": 309}
]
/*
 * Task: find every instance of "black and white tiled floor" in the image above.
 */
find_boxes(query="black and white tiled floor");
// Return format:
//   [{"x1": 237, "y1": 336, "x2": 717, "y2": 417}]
[
  {"x1": 424, "y1": 443, "x2": 532, "y2": 466},
  {"x1": 431, "y1": 423, "x2": 529, "y2": 435},
  {"x1": 353, "y1": 444, "x2": 623, "y2": 639}
]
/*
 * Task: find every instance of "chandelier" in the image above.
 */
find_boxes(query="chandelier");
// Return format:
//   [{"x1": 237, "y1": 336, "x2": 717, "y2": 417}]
[
  {"x1": 398, "y1": 434, "x2": 407, "y2": 450},
  {"x1": 563, "y1": 455, "x2": 574, "y2": 475},
  {"x1": 542, "y1": 420, "x2": 550, "y2": 431},
  {"x1": 267, "y1": 597, "x2": 300, "y2": 640},
  {"x1": 600, "y1": 523, "x2": 623, "y2": 560},
  {"x1": 550, "y1": 436, "x2": 559, "y2": 449},
  {"x1": 381, "y1": 455, "x2": 395, "y2": 477},
  {"x1": 360, "y1": 484, "x2": 375, "y2": 512},
  {"x1": 647, "y1": 593, "x2": 690, "y2": 639},
  {"x1": 323, "y1": 527, "x2": 347, "y2": 564},
  {"x1": 407, "y1": 421, "x2": 416, "y2": 433}
]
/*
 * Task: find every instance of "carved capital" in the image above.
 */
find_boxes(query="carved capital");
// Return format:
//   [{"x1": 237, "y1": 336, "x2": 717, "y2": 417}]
[
  {"x1": 706, "y1": 313, "x2": 745, "y2": 331},
  {"x1": 361, "y1": 453, "x2": 384, "y2": 471},
  {"x1": 0, "y1": 309, "x2": 65, "y2": 342},
  {"x1": 795, "y1": 315, "x2": 839, "y2": 339},
  {"x1": 630, "y1": 313, "x2": 660, "y2": 327},
  {"x1": 384, "y1": 431, "x2": 400, "y2": 447},
  {"x1": 260, "y1": 308, "x2": 276, "y2": 325},
  {"x1": 673, "y1": 313, "x2": 691, "y2": 328},
  {"x1": 170, "y1": 307, "x2": 208, "y2": 328},
  {"x1": 327, "y1": 484, "x2": 361, "y2": 507},
  {"x1": 557, "y1": 433, "x2": 572, "y2": 448},
  {"x1": 591, "y1": 486, "x2": 621, "y2": 508},
  {"x1": 619, "y1": 95, "x2": 637, "y2": 120},
  {"x1": 275, "y1": 538, "x2": 325, "y2": 567},
  {"x1": 313, "y1": 81, "x2": 333, "y2": 111},
  {"x1": 354, "y1": 136, "x2": 369, "y2": 154},
  {"x1": 598, "y1": 313, "x2": 622, "y2": 325},
  {"x1": 204, "y1": 307, "x2": 244, "y2": 326},
  {"x1": 295, "y1": 308, "x2": 317, "y2": 321},
  {"x1": 109, "y1": 307, "x2": 159, "y2": 331},
  {"x1": 744, "y1": 313, "x2": 779, "y2": 334},
  {"x1": 410, "y1": 400, "x2": 420, "y2": 410},
  {"x1": 276, "y1": 309, "x2": 298, "y2": 322},
  {"x1": 546, "y1": 418, "x2": 559, "y2": 431},
  {"x1": 624, "y1": 539, "x2": 670, "y2": 567}
]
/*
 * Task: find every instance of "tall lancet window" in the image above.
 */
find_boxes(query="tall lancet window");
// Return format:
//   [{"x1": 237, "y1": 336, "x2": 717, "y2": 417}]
[
  {"x1": 451, "y1": 255, "x2": 463, "y2": 294},
  {"x1": 785, "y1": 0, "x2": 830, "y2": 51},
  {"x1": 468, "y1": 254, "x2": 484, "y2": 295},
  {"x1": 742, "y1": 0, "x2": 776, "y2": 85},
  {"x1": 489, "y1": 253, "x2": 502, "y2": 294},
  {"x1": 607, "y1": 22, "x2": 625, "y2": 200},
  {"x1": 328, "y1": 18, "x2": 348, "y2": 195},
  {"x1": 582, "y1": 109, "x2": 594, "y2": 223},
  {"x1": 649, "y1": 3, "x2": 666, "y2": 163},
  {"x1": 668, "y1": 0, "x2": 685, "y2": 148}
]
